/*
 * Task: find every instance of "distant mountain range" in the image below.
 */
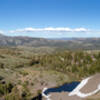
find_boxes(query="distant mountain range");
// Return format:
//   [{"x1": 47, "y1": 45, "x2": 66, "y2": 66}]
[
  {"x1": 48, "y1": 38, "x2": 74, "y2": 40},
  {"x1": 0, "y1": 34, "x2": 100, "y2": 50}
]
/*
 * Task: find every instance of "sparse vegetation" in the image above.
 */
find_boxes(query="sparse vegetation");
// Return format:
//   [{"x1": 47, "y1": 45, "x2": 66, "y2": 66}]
[{"x1": 0, "y1": 47, "x2": 100, "y2": 100}]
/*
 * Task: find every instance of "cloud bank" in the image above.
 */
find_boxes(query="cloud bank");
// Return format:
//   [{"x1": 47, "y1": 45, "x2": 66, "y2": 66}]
[
  {"x1": 0, "y1": 30, "x2": 4, "y2": 34},
  {"x1": 9, "y1": 27, "x2": 89, "y2": 33},
  {"x1": 1, "y1": 27, "x2": 98, "y2": 38}
]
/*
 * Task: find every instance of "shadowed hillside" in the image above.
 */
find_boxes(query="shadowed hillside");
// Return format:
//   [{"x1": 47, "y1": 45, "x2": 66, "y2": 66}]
[{"x1": 0, "y1": 34, "x2": 100, "y2": 50}]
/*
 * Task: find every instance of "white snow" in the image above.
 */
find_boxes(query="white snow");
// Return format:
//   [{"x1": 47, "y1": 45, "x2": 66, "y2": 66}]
[
  {"x1": 42, "y1": 76, "x2": 100, "y2": 99},
  {"x1": 69, "y1": 76, "x2": 100, "y2": 98},
  {"x1": 42, "y1": 87, "x2": 51, "y2": 100}
]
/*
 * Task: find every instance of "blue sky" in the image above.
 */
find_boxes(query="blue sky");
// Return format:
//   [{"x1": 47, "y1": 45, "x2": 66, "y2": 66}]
[{"x1": 0, "y1": 0, "x2": 100, "y2": 38}]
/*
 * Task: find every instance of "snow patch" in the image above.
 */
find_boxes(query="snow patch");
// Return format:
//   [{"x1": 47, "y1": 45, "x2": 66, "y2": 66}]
[
  {"x1": 42, "y1": 87, "x2": 51, "y2": 100},
  {"x1": 42, "y1": 76, "x2": 100, "y2": 99},
  {"x1": 69, "y1": 76, "x2": 100, "y2": 98}
]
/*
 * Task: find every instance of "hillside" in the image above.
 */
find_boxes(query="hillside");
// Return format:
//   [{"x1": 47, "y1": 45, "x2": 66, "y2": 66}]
[
  {"x1": 0, "y1": 34, "x2": 100, "y2": 50},
  {"x1": 0, "y1": 47, "x2": 100, "y2": 100}
]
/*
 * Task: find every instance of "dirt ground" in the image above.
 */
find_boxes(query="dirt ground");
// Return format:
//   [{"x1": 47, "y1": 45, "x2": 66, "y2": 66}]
[{"x1": 42, "y1": 73, "x2": 100, "y2": 100}]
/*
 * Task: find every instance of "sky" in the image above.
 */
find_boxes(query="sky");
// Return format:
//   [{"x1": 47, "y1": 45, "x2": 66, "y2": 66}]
[{"x1": 0, "y1": 0, "x2": 100, "y2": 38}]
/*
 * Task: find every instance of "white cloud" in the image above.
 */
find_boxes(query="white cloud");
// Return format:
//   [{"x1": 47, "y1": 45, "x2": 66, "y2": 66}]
[
  {"x1": 73, "y1": 28, "x2": 89, "y2": 32},
  {"x1": 0, "y1": 30, "x2": 4, "y2": 34},
  {"x1": 9, "y1": 27, "x2": 89, "y2": 33}
]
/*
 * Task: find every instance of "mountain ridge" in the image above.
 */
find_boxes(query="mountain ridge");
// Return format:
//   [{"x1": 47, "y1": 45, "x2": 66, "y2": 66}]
[{"x1": 0, "y1": 34, "x2": 100, "y2": 50}]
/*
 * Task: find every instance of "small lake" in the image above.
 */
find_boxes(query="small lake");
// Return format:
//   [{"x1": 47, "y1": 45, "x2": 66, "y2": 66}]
[{"x1": 44, "y1": 81, "x2": 80, "y2": 95}]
